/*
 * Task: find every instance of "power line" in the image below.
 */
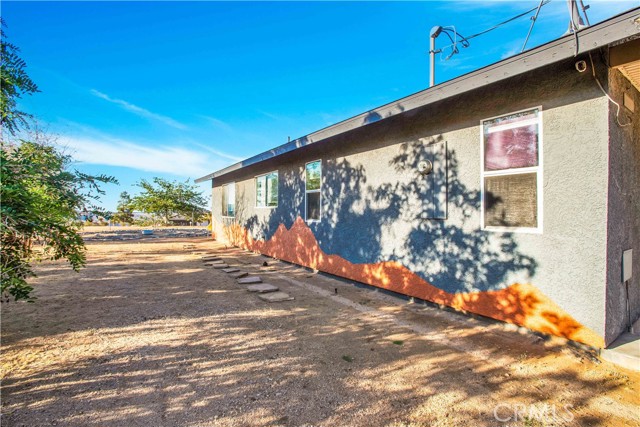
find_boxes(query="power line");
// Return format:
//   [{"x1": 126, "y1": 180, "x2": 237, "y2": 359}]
[
  {"x1": 463, "y1": 0, "x2": 552, "y2": 42},
  {"x1": 437, "y1": 0, "x2": 552, "y2": 59}
]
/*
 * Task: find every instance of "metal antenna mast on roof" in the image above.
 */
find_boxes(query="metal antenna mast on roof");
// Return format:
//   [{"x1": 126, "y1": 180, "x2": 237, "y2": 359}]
[
  {"x1": 523, "y1": 0, "x2": 591, "y2": 53},
  {"x1": 578, "y1": 0, "x2": 591, "y2": 25},
  {"x1": 566, "y1": 0, "x2": 588, "y2": 33}
]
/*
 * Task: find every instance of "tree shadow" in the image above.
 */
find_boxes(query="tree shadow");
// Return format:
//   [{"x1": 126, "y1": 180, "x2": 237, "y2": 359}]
[
  {"x1": 2, "y1": 238, "x2": 636, "y2": 426},
  {"x1": 236, "y1": 134, "x2": 537, "y2": 301},
  {"x1": 374, "y1": 137, "x2": 538, "y2": 293},
  {"x1": 216, "y1": 133, "x2": 631, "y2": 344}
]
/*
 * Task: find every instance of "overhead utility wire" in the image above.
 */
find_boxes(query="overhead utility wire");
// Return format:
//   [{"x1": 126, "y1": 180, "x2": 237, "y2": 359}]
[
  {"x1": 463, "y1": 0, "x2": 551, "y2": 41},
  {"x1": 522, "y1": 0, "x2": 547, "y2": 52},
  {"x1": 440, "y1": 26, "x2": 469, "y2": 60},
  {"x1": 437, "y1": 0, "x2": 551, "y2": 59},
  {"x1": 588, "y1": 52, "x2": 632, "y2": 127}
]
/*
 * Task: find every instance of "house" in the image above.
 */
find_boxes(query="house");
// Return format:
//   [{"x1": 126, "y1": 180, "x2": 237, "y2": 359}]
[
  {"x1": 196, "y1": 9, "x2": 640, "y2": 350},
  {"x1": 167, "y1": 215, "x2": 210, "y2": 227}
]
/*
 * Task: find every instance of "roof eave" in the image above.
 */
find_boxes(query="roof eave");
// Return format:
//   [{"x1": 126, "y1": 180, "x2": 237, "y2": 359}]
[{"x1": 196, "y1": 7, "x2": 640, "y2": 184}]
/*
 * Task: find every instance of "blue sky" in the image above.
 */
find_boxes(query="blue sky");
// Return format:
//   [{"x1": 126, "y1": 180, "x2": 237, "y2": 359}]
[{"x1": 4, "y1": 0, "x2": 638, "y2": 210}]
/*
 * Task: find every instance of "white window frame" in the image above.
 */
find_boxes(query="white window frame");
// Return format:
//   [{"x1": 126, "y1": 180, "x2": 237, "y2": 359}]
[
  {"x1": 480, "y1": 106, "x2": 543, "y2": 234},
  {"x1": 255, "y1": 170, "x2": 279, "y2": 209},
  {"x1": 221, "y1": 182, "x2": 236, "y2": 218},
  {"x1": 304, "y1": 160, "x2": 322, "y2": 222}
]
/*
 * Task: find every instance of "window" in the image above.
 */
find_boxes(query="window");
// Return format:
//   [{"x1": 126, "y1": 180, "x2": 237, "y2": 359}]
[
  {"x1": 221, "y1": 183, "x2": 235, "y2": 217},
  {"x1": 481, "y1": 108, "x2": 542, "y2": 232},
  {"x1": 256, "y1": 171, "x2": 278, "y2": 208},
  {"x1": 305, "y1": 160, "x2": 321, "y2": 221}
]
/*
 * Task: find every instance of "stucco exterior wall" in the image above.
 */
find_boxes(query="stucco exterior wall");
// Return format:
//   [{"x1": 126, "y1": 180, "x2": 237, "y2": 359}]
[
  {"x1": 210, "y1": 57, "x2": 611, "y2": 347},
  {"x1": 605, "y1": 68, "x2": 640, "y2": 346}
]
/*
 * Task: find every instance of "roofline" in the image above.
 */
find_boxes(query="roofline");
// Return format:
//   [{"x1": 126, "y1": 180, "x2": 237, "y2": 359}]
[{"x1": 196, "y1": 7, "x2": 640, "y2": 183}]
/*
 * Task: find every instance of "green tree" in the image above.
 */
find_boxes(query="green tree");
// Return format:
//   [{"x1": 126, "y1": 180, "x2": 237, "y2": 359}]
[
  {"x1": 111, "y1": 191, "x2": 134, "y2": 225},
  {"x1": 1, "y1": 21, "x2": 39, "y2": 136},
  {"x1": 131, "y1": 178, "x2": 207, "y2": 225},
  {"x1": 1, "y1": 141, "x2": 117, "y2": 301},
  {"x1": 1, "y1": 26, "x2": 117, "y2": 301}
]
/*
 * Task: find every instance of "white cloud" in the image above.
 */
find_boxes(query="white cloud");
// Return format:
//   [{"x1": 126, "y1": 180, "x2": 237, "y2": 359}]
[
  {"x1": 192, "y1": 142, "x2": 243, "y2": 162},
  {"x1": 199, "y1": 115, "x2": 234, "y2": 133},
  {"x1": 257, "y1": 109, "x2": 291, "y2": 122},
  {"x1": 59, "y1": 135, "x2": 224, "y2": 178},
  {"x1": 90, "y1": 89, "x2": 188, "y2": 130}
]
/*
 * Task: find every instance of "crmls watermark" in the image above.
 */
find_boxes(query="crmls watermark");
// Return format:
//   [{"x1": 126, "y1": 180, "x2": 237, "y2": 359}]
[{"x1": 493, "y1": 403, "x2": 574, "y2": 423}]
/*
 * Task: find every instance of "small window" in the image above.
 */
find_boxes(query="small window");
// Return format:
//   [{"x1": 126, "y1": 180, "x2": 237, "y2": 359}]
[
  {"x1": 221, "y1": 183, "x2": 235, "y2": 217},
  {"x1": 256, "y1": 171, "x2": 278, "y2": 208},
  {"x1": 481, "y1": 108, "x2": 542, "y2": 231},
  {"x1": 305, "y1": 160, "x2": 321, "y2": 221}
]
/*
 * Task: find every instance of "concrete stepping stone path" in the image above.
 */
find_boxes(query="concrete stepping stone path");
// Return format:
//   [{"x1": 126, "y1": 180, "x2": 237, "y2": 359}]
[
  {"x1": 237, "y1": 276, "x2": 262, "y2": 285},
  {"x1": 246, "y1": 283, "x2": 279, "y2": 293},
  {"x1": 231, "y1": 271, "x2": 248, "y2": 279},
  {"x1": 212, "y1": 264, "x2": 230, "y2": 269},
  {"x1": 222, "y1": 268, "x2": 240, "y2": 273},
  {"x1": 258, "y1": 291, "x2": 294, "y2": 302}
]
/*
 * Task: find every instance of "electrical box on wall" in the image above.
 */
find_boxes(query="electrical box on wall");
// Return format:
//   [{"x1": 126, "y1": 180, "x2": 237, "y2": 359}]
[{"x1": 623, "y1": 249, "x2": 633, "y2": 282}]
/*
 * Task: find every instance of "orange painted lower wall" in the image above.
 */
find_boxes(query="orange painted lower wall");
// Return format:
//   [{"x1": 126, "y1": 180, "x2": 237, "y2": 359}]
[{"x1": 220, "y1": 217, "x2": 604, "y2": 348}]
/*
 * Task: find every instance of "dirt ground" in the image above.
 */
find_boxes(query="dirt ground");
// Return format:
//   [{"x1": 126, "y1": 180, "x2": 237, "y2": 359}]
[{"x1": 1, "y1": 237, "x2": 639, "y2": 427}]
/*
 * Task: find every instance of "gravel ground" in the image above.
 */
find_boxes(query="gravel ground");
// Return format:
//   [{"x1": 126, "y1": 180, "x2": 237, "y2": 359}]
[
  {"x1": 1, "y1": 237, "x2": 639, "y2": 427},
  {"x1": 80, "y1": 227, "x2": 211, "y2": 242}
]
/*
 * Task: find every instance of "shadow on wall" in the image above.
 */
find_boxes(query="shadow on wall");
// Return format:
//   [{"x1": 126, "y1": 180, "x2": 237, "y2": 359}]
[
  {"x1": 218, "y1": 135, "x2": 603, "y2": 347},
  {"x1": 378, "y1": 136, "x2": 538, "y2": 293}
]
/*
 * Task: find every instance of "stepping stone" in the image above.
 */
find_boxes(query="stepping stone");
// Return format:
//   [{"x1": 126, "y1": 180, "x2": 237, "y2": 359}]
[
  {"x1": 258, "y1": 291, "x2": 294, "y2": 302},
  {"x1": 246, "y1": 283, "x2": 279, "y2": 293},
  {"x1": 222, "y1": 268, "x2": 240, "y2": 273},
  {"x1": 237, "y1": 276, "x2": 262, "y2": 285},
  {"x1": 204, "y1": 260, "x2": 225, "y2": 265},
  {"x1": 212, "y1": 264, "x2": 229, "y2": 269},
  {"x1": 201, "y1": 256, "x2": 221, "y2": 261},
  {"x1": 231, "y1": 271, "x2": 248, "y2": 279}
]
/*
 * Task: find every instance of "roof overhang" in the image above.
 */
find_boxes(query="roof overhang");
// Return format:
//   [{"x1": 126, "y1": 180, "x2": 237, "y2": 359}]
[
  {"x1": 610, "y1": 36, "x2": 640, "y2": 91},
  {"x1": 196, "y1": 7, "x2": 640, "y2": 183}
]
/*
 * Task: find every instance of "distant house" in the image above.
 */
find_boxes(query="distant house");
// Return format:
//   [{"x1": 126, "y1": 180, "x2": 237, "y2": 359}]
[
  {"x1": 166, "y1": 215, "x2": 190, "y2": 226},
  {"x1": 197, "y1": 9, "x2": 640, "y2": 349},
  {"x1": 167, "y1": 215, "x2": 209, "y2": 226},
  {"x1": 131, "y1": 211, "x2": 154, "y2": 222}
]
